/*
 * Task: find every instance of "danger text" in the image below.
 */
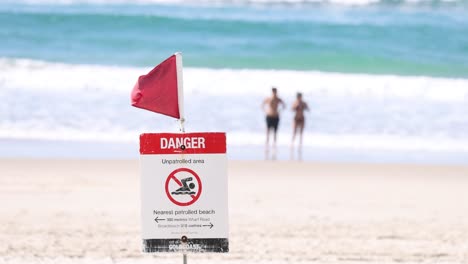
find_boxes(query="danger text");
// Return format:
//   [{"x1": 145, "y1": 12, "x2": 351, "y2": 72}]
[{"x1": 160, "y1": 137, "x2": 206, "y2": 149}]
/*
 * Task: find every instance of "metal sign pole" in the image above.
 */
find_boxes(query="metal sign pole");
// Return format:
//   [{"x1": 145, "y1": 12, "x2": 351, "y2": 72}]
[{"x1": 181, "y1": 235, "x2": 188, "y2": 264}]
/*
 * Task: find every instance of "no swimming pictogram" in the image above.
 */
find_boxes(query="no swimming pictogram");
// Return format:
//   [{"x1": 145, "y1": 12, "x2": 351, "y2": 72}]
[{"x1": 165, "y1": 168, "x2": 202, "y2": 206}]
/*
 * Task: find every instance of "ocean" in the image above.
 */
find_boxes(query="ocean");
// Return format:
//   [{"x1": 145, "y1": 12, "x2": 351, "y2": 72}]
[{"x1": 1, "y1": 0, "x2": 468, "y2": 163}]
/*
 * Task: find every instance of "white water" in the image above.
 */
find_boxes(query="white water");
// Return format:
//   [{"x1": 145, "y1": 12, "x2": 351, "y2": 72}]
[{"x1": 1, "y1": 58, "x2": 468, "y2": 154}]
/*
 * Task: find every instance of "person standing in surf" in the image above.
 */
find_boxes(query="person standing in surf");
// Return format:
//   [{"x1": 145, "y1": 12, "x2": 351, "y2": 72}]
[
  {"x1": 291, "y1": 92, "x2": 309, "y2": 149},
  {"x1": 262, "y1": 87, "x2": 285, "y2": 158}
]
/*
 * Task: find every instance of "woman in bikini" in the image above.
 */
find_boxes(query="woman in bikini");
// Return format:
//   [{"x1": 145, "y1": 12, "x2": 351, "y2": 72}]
[{"x1": 292, "y1": 92, "x2": 309, "y2": 147}]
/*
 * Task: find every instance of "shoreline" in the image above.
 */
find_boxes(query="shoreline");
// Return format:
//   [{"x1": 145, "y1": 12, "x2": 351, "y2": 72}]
[{"x1": 2, "y1": 138, "x2": 468, "y2": 165}]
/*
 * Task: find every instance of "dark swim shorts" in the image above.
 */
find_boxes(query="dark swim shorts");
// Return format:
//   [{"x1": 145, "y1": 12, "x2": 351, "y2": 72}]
[{"x1": 266, "y1": 116, "x2": 280, "y2": 132}]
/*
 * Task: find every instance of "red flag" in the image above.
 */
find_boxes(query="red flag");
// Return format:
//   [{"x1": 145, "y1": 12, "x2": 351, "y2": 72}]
[{"x1": 131, "y1": 53, "x2": 183, "y2": 119}]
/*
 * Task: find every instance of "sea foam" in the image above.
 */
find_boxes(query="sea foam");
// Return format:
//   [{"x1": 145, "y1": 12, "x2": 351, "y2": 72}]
[
  {"x1": 2, "y1": 58, "x2": 468, "y2": 100},
  {"x1": 1, "y1": 58, "x2": 468, "y2": 152}
]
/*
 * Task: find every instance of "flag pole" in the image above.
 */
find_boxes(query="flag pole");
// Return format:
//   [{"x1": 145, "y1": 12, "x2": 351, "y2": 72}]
[{"x1": 175, "y1": 52, "x2": 185, "y2": 133}]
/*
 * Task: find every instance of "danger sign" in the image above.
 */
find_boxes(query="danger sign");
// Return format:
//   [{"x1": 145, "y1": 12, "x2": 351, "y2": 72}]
[{"x1": 139, "y1": 132, "x2": 229, "y2": 253}]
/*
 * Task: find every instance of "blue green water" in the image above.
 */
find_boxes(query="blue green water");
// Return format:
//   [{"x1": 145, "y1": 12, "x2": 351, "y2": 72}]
[
  {"x1": 1, "y1": 1, "x2": 468, "y2": 77},
  {"x1": 2, "y1": 1, "x2": 468, "y2": 162}
]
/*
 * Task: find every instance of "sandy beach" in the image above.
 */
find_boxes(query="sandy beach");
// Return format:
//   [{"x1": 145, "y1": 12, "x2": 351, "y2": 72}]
[
  {"x1": 1, "y1": 159, "x2": 467, "y2": 264},
  {"x1": 2, "y1": 1, "x2": 468, "y2": 263}
]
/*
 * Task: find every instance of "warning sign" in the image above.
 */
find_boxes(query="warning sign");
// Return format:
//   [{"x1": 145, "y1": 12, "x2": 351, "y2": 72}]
[{"x1": 139, "y1": 132, "x2": 229, "y2": 253}]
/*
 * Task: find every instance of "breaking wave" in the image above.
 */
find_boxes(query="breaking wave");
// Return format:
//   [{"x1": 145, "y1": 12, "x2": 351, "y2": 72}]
[{"x1": 1, "y1": 58, "x2": 468, "y2": 153}]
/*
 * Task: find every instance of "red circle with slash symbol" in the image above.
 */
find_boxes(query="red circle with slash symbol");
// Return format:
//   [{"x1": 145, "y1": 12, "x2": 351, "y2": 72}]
[{"x1": 165, "y1": 168, "x2": 202, "y2": 206}]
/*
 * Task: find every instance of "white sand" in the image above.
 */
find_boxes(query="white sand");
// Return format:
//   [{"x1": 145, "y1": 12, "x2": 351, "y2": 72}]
[{"x1": 1, "y1": 159, "x2": 468, "y2": 263}]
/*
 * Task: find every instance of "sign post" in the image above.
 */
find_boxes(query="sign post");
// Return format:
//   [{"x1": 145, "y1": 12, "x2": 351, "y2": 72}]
[{"x1": 139, "y1": 132, "x2": 229, "y2": 254}]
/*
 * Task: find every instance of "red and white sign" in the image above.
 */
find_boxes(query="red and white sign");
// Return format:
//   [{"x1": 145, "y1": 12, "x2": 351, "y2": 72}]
[
  {"x1": 140, "y1": 132, "x2": 229, "y2": 253},
  {"x1": 140, "y1": 132, "x2": 226, "y2": 154}
]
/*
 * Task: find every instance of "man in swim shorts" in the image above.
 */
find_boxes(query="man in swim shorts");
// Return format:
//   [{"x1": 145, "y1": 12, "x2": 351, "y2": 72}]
[
  {"x1": 262, "y1": 87, "x2": 285, "y2": 149},
  {"x1": 292, "y1": 92, "x2": 309, "y2": 147}
]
